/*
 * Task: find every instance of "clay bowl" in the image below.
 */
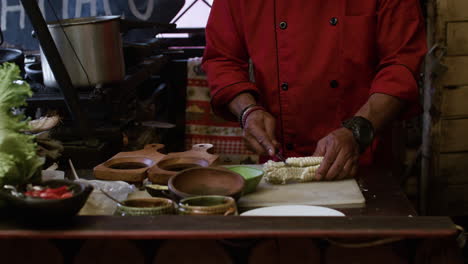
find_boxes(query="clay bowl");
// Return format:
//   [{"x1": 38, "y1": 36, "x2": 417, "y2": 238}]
[
  {"x1": 103, "y1": 157, "x2": 154, "y2": 170},
  {"x1": 114, "y1": 197, "x2": 175, "y2": 216},
  {"x1": 177, "y1": 195, "x2": 237, "y2": 216},
  {"x1": 145, "y1": 184, "x2": 172, "y2": 199},
  {"x1": 149, "y1": 157, "x2": 211, "y2": 185},
  {"x1": 95, "y1": 157, "x2": 155, "y2": 183},
  {"x1": 157, "y1": 157, "x2": 209, "y2": 172},
  {"x1": 168, "y1": 167, "x2": 245, "y2": 200}
]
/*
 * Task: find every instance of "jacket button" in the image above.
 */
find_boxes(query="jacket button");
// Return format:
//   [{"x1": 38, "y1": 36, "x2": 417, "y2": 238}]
[
  {"x1": 279, "y1": 21, "x2": 288, "y2": 29},
  {"x1": 330, "y1": 80, "x2": 339, "y2": 88},
  {"x1": 286, "y1": 143, "x2": 294, "y2": 151},
  {"x1": 281, "y1": 82, "x2": 289, "y2": 91},
  {"x1": 329, "y1": 17, "x2": 338, "y2": 26}
]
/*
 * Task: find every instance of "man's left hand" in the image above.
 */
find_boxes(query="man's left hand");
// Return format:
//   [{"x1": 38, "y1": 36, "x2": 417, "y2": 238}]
[{"x1": 313, "y1": 128, "x2": 360, "y2": 181}]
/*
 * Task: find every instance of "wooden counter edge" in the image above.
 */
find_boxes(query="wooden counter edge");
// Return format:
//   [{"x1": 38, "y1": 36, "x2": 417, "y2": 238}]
[{"x1": 0, "y1": 216, "x2": 458, "y2": 240}]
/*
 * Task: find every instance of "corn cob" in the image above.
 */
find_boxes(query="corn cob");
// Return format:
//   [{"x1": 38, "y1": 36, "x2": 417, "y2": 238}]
[
  {"x1": 263, "y1": 157, "x2": 323, "y2": 184},
  {"x1": 285, "y1": 156, "x2": 323, "y2": 167}
]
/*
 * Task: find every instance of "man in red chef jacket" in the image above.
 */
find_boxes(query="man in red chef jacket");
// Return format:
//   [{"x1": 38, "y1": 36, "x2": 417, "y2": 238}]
[{"x1": 202, "y1": 0, "x2": 427, "y2": 180}]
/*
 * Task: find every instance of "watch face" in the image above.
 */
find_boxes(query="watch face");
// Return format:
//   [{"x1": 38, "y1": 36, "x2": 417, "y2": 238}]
[
  {"x1": 343, "y1": 117, "x2": 374, "y2": 149},
  {"x1": 355, "y1": 118, "x2": 374, "y2": 146},
  {"x1": 358, "y1": 126, "x2": 373, "y2": 145}
]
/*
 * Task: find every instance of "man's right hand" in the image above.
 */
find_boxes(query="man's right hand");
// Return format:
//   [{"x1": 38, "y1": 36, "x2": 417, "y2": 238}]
[
  {"x1": 242, "y1": 109, "x2": 279, "y2": 156},
  {"x1": 229, "y1": 93, "x2": 279, "y2": 156}
]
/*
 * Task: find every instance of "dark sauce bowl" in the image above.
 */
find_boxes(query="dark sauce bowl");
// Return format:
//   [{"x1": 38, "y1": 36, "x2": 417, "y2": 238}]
[{"x1": 0, "y1": 179, "x2": 93, "y2": 225}]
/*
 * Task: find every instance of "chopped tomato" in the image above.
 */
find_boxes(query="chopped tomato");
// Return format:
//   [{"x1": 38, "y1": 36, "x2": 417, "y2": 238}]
[
  {"x1": 24, "y1": 185, "x2": 73, "y2": 199},
  {"x1": 48, "y1": 186, "x2": 69, "y2": 194},
  {"x1": 60, "y1": 192, "x2": 73, "y2": 199}
]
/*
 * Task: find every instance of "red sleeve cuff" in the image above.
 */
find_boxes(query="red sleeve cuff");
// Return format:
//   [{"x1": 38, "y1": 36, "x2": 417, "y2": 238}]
[
  {"x1": 210, "y1": 81, "x2": 260, "y2": 121},
  {"x1": 370, "y1": 64, "x2": 421, "y2": 119}
]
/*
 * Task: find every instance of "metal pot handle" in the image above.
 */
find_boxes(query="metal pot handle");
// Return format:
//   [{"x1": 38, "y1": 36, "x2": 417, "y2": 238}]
[{"x1": 119, "y1": 19, "x2": 176, "y2": 33}]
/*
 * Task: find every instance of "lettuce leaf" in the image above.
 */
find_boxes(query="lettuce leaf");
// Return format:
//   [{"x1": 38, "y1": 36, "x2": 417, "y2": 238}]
[{"x1": 0, "y1": 63, "x2": 44, "y2": 186}]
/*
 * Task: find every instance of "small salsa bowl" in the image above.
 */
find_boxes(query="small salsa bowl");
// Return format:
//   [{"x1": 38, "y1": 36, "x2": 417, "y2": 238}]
[
  {"x1": 145, "y1": 184, "x2": 171, "y2": 198},
  {"x1": 0, "y1": 179, "x2": 93, "y2": 221},
  {"x1": 226, "y1": 166, "x2": 264, "y2": 194},
  {"x1": 114, "y1": 197, "x2": 175, "y2": 216},
  {"x1": 178, "y1": 195, "x2": 237, "y2": 216}
]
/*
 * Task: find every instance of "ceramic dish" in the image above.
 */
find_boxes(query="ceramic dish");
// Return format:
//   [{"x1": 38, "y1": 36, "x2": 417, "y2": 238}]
[
  {"x1": 240, "y1": 205, "x2": 345, "y2": 216},
  {"x1": 114, "y1": 197, "x2": 175, "y2": 216},
  {"x1": 168, "y1": 167, "x2": 245, "y2": 200},
  {"x1": 145, "y1": 184, "x2": 171, "y2": 198},
  {"x1": 178, "y1": 195, "x2": 237, "y2": 216},
  {"x1": 148, "y1": 144, "x2": 219, "y2": 185},
  {"x1": 0, "y1": 179, "x2": 93, "y2": 222},
  {"x1": 227, "y1": 166, "x2": 264, "y2": 194}
]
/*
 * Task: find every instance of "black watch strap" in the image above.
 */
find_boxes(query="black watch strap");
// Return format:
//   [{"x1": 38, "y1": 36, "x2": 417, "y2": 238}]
[{"x1": 342, "y1": 116, "x2": 375, "y2": 153}]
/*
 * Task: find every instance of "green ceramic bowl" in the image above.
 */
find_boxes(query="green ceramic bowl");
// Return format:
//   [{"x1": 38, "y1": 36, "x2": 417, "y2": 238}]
[
  {"x1": 114, "y1": 197, "x2": 175, "y2": 216},
  {"x1": 145, "y1": 184, "x2": 171, "y2": 198},
  {"x1": 178, "y1": 195, "x2": 237, "y2": 216},
  {"x1": 227, "y1": 166, "x2": 264, "y2": 194}
]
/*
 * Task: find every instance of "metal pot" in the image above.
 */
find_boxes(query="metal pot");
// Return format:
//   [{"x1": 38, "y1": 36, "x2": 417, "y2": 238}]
[
  {"x1": 0, "y1": 48, "x2": 25, "y2": 75},
  {"x1": 25, "y1": 62, "x2": 43, "y2": 84},
  {"x1": 41, "y1": 16, "x2": 125, "y2": 89}
]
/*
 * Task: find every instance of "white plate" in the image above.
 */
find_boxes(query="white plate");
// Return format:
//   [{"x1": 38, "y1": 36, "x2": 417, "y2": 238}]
[{"x1": 240, "y1": 205, "x2": 345, "y2": 216}]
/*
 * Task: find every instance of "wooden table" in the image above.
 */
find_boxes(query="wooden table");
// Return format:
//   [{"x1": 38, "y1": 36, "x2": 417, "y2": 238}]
[
  {"x1": 0, "y1": 167, "x2": 462, "y2": 264},
  {"x1": 0, "y1": 167, "x2": 443, "y2": 237}
]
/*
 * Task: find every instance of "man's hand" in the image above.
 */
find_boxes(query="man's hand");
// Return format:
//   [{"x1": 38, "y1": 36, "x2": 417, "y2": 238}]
[
  {"x1": 313, "y1": 128, "x2": 359, "y2": 181},
  {"x1": 229, "y1": 92, "x2": 279, "y2": 156},
  {"x1": 243, "y1": 110, "x2": 279, "y2": 156}
]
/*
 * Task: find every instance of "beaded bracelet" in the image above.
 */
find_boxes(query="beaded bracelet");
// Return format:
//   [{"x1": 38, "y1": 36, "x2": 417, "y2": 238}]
[{"x1": 240, "y1": 105, "x2": 265, "y2": 129}]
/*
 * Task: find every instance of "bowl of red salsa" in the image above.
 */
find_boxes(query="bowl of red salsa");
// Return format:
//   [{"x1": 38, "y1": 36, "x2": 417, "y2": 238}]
[{"x1": 0, "y1": 179, "x2": 93, "y2": 221}]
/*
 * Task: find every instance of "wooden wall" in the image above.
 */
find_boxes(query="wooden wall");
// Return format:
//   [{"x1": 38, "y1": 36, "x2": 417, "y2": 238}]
[{"x1": 430, "y1": 0, "x2": 468, "y2": 215}]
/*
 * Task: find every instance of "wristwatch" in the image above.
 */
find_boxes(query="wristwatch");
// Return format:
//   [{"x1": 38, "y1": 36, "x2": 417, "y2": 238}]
[{"x1": 342, "y1": 116, "x2": 375, "y2": 153}]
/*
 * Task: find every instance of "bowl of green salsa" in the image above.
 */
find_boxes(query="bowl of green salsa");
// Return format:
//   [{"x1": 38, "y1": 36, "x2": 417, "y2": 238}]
[{"x1": 227, "y1": 166, "x2": 264, "y2": 194}]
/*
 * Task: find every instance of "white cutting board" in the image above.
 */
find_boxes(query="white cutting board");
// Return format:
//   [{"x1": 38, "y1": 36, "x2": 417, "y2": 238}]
[{"x1": 237, "y1": 166, "x2": 365, "y2": 209}]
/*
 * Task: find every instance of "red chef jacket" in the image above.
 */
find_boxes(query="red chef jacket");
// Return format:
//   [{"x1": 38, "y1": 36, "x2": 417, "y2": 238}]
[{"x1": 202, "y1": 0, "x2": 427, "y2": 165}]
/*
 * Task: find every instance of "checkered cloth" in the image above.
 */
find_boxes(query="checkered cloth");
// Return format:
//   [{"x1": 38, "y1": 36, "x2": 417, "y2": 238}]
[{"x1": 185, "y1": 58, "x2": 259, "y2": 165}]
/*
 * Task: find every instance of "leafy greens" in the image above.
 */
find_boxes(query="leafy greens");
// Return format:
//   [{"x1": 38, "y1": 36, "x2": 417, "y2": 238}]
[{"x1": 0, "y1": 63, "x2": 43, "y2": 186}]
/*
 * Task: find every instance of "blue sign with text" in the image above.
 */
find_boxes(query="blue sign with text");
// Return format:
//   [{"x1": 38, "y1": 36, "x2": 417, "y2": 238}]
[{"x1": 1, "y1": 0, "x2": 183, "y2": 51}]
